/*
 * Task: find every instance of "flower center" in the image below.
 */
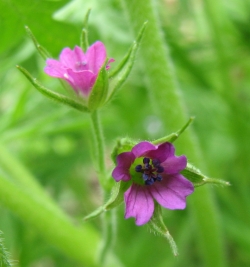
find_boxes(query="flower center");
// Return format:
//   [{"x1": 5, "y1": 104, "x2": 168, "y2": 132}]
[
  {"x1": 135, "y1": 158, "x2": 164, "y2": 185},
  {"x1": 75, "y1": 61, "x2": 88, "y2": 70}
]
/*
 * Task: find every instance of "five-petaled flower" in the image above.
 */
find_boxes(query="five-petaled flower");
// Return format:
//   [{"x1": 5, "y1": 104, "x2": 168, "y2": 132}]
[
  {"x1": 44, "y1": 41, "x2": 114, "y2": 97},
  {"x1": 112, "y1": 141, "x2": 194, "y2": 225}
]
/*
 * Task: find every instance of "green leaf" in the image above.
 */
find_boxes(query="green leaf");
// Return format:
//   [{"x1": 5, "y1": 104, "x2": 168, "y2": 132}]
[
  {"x1": 181, "y1": 163, "x2": 230, "y2": 187},
  {"x1": 83, "y1": 180, "x2": 131, "y2": 221},
  {"x1": 87, "y1": 60, "x2": 109, "y2": 111},
  {"x1": 17, "y1": 65, "x2": 89, "y2": 113},
  {"x1": 0, "y1": 0, "x2": 77, "y2": 56},
  {"x1": 148, "y1": 203, "x2": 178, "y2": 256},
  {"x1": 152, "y1": 117, "x2": 194, "y2": 145}
]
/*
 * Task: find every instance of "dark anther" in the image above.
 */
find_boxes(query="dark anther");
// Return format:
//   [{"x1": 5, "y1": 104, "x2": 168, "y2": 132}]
[
  {"x1": 135, "y1": 165, "x2": 143, "y2": 172},
  {"x1": 156, "y1": 175, "x2": 162, "y2": 181},
  {"x1": 157, "y1": 166, "x2": 164, "y2": 173},
  {"x1": 143, "y1": 173, "x2": 149, "y2": 181},
  {"x1": 145, "y1": 178, "x2": 155, "y2": 186},
  {"x1": 137, "y1": 158, "x2": 164, "y2": 185},
  {"x1": 144, "y1": 164, "x2": 152, "y2": 171},
  {"x1": 152, "y1": 159, "x2": 160, "y2": 167}
]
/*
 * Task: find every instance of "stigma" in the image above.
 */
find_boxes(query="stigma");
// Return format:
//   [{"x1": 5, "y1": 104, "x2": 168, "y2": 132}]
[{"x1": 135, "y1": 157, "x2": 164, "y2": 185}]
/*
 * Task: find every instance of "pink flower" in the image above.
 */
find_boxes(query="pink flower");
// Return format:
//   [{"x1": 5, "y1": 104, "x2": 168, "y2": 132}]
[
  {"x1": 44, "y1": 41, "x2": 114, "y2": 97},
  {"x1": 112, "y1": 141, "x2": 194, "y2": 225}
]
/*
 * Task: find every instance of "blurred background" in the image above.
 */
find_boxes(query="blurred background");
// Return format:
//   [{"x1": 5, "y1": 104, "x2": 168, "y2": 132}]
[{"x1": 0, "y1": 0, "x2": 250, "y2": 266}]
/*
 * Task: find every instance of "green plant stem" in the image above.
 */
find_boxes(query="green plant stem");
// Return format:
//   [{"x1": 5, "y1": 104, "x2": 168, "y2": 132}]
[
  {"x1": 90, "y1": 110, "x2": 107, "y2": 188},
  {"x1": 121, "y1": 0, "x2": 227, "y2": 266},
  {"x1": 0, "y1": 174, "x2": 99, "y2": 266}
]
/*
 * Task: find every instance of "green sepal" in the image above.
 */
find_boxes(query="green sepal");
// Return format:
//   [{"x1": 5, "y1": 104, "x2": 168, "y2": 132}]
[
  {"x1": 181, "y1": 163, "x2": 230, "y2": 187},
  {"x1": 148, "y1": 202, "x2": 178, "y2": 256},
  {"x1": 111, "y1": 137, "x2": 137, "y2": 164},
  {"x1": 106, "y1": 21, "x2": 147, "y2": 103},
  {"x1": 87, "y1": 60, "x2": 109, "y2": 111},
  {"x1": 25, "y1": 26, "x2": 51, "y2": 60},
  {"x1": 152, "y1": 117, "x2": 194, "y2": 145},
  {"x1": 17, "y1": 65, "x2": 89, "y2": 113},
  {"x1": 80, "y1": 9, "x2": 91, "y2": 51},
  {"x1": 83, "y1": 180, "x2": 131, "y2": 221}
]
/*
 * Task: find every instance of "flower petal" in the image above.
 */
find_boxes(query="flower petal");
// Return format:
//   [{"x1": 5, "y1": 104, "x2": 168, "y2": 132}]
[
  {"x1": 131, "y1": 141, "x2": 157, "y2": 158},
  {"x1": 146, "y1": 142, "x2": 173, "y2": 163},
  {"x1": 112, "y1": 152, "x2": 135, "y2": 182},
  {"x1": 124, "y1": 184, "x2": 154, "y2": 225},
  {"x1": 44, "y1": 59, "x2": 66, "y2": 78},
  {"x1": 59, "y1": 47, "x2": 78, "y2": 70},
  {"x1": 106, "y1": 58, "x2": 115, "y2": 70},
  {"x1": 86, "y1": 41, "x2": 107, "y2": 74},
  {"x1": 150, "y1": 174, "x2": 194, "y2": 210},
  {"x1": 162, "y1": 155, "x2": 187, "y2": 174},
  {"x1": 67, "y1": 69, "x2": 96, "y2": 96}
]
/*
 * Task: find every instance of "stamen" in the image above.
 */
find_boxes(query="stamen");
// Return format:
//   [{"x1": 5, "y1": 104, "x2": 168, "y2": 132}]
[
  {"x1": 135, "y1": 165, "x2": 142, "y2": 172},
  {"x1": 135, "y1": 158, "x2": 164, "y2": 185}
]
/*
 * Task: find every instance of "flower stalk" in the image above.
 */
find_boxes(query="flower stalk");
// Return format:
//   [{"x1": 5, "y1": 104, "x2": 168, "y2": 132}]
[{"x1": 90, "y1": 110, "x2": 107, "y2": 189}]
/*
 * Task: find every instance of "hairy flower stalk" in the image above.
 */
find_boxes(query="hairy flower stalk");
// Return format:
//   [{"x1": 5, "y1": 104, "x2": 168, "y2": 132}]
[
  {"x1": 112, "y1": 141, "x2": 194, "y2": 225},
  {"x1": 44, "y1": 41, "x2": 114, "y2": 97}
]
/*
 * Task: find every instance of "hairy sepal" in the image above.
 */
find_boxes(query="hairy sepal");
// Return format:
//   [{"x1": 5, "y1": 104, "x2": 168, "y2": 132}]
[
  {"x1": 17, "y1": 65, "x2": 89, "y2": 113},
  {"x1": 83, "y1": 180, "x2": 131, "y2": 221},
  {"x1": 87, "y1": 60, "x2": 109, "y2": 111},
  {"x1": 181, "y1": 163, "x2": 230, "y2": 187},
  {"x1": 148, "y1": 203, "x2": 178, "y2": 256}
]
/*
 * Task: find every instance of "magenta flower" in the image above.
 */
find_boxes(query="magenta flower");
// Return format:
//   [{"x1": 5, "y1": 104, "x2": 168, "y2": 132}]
[
  {"x1": 44, "y1": 41, "x2": 114, "y2": 97},
  {"x1": 112, "y1": 141, "x2": 194, "y2": 225}
]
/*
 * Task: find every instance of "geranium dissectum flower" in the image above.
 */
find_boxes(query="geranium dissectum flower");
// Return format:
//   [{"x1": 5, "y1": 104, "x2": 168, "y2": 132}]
[
  {"x1": 112, "y1": 141, "x2": 194, "y2": 225},
  {"x1": 44, "y1": 41, "x2": 114, "y2": 96}
]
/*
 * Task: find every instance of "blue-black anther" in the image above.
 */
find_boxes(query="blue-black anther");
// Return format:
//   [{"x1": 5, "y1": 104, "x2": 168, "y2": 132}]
[
  {"x1": 157, "y1": 166, "x2": 164, "y2": 173},
  {"x1": 144, "y1": 164, "x2": 152, "y2": 171},
  {"x1": 145, "y1": 178, "x2": 155, "y2": 186},
  {"x1": 152, "y1": 159, "x2": 160, "y2": 167},
  {"x1": 143, "y1": 157, "x2": 150, "y2": 164},
  {"x1": 135, "y1": 165, "x2": 143, "y2": 172},
  {"x1": 156, "y1": 175, "x2": 162, "y2": 181},
  {"x1": 142, "y1": 173, "x2": 149, "y2": 181}
]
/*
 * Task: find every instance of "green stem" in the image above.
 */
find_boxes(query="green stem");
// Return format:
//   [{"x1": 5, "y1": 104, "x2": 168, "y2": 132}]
[
  {"x1": 90, "y1": 110, "x2": 107, "y2": 188},
  {"x1": 0, "y1": 174, "x2": 99, "y2": 266},
  {"x1": 122, "y1": 0, "x2": 227, "y2": 266}
]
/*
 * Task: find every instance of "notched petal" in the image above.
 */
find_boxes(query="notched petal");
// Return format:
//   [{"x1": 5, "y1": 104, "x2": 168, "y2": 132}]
[
  {"x1": 124, "y1": 184, "x2": 154, "y2": 225},
  {"x1": 150, "y1": 174, "x2": 194, "y2": 210}
]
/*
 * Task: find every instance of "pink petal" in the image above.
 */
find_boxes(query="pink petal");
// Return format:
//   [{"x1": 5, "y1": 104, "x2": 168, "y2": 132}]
[
  {"x1": 124, "y1": 184, "x2": 154, "y2": 225},
  {"x1": 44, "y1": 59, "x2": 65, "y2": 78},
  {"x1": 59, "y1": 47, "x2": 78, "y2": 69},
  {"x1": 67, "y1": 69, "x2": 96, "y2": 96},
  {"x1": 106, "y1": 58, "x2": 115, "y2": 70},
  {"x1": 162, "y1": 155, "x2": 187, "y2": 174},
  {"x1": 150, "y1": 174, "x2": 194, "y2": 210},
  {"x1": 146, "y1": 142, "x2": 173, "y2": 163},
  {"x1": 131, "y1": 141, "x2": 157, "y2": 158},
  {"x1": 112, "y1": 152, "x2": 135, "y2": 182},
  {"x1": 86, "y1": 41, "x2": 107, "y2": 74}
]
